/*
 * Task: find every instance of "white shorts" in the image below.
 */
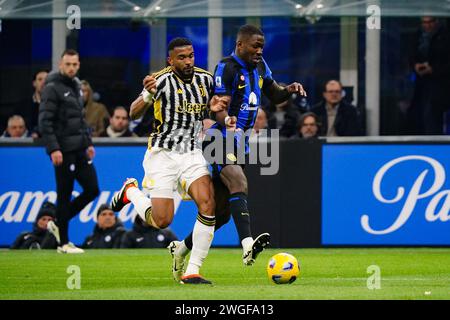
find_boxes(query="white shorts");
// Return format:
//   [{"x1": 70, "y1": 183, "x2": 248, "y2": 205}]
[{"x1": 142, "y1": 147, "x2": 210, "y2": 199}]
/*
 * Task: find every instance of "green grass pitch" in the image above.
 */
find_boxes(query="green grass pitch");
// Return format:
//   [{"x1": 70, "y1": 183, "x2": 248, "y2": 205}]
[{"x1": 0, "y1": 248, "x2": 449, "y2": 300}]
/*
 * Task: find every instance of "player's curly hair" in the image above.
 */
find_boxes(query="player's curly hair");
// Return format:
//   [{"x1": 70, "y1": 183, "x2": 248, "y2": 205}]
[{"x1": 168, "y1": 37, "x2": 193, "y2": 53}]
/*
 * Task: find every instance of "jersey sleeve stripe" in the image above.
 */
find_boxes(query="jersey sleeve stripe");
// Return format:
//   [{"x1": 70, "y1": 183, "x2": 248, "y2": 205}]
[
  {"x1": 194, "y1": 67, "x2": 213, "y2": 76},
  {"x1": 153, "y1": 67, "x2": 172, "y2": 79}
]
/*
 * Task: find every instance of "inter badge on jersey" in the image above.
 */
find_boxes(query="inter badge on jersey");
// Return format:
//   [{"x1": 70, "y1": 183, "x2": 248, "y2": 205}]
[{"x1": 215, "y1": 76, "x2": 222, "y2": 88}]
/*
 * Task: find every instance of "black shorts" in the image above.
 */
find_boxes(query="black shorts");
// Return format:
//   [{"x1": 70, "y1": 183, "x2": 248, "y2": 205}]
[
  {"x1": 202, "y1": 134, "x2": 248, "y2": 178},
  {"x1": 212, "y1": 175, "x2": 230, "y2": 217}
]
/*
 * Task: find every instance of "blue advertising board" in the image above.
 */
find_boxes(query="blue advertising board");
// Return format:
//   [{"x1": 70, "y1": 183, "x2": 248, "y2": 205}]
[
  {"x1": 0, "y1": 145, "x2": 238, "y2": 247},
  {"x1": 322, "y1": 144, "x2": 450, "y2": 245}
]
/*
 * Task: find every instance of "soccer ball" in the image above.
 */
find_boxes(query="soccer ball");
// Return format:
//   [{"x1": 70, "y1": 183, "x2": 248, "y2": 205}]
[{"x1": 267, "y1": 253, "x2": 300, "y2": 284}]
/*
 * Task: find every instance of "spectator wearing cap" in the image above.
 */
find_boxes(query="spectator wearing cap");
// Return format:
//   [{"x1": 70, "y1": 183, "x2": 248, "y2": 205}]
[
  {"x1": 11, "y1": 202, "x2": 58, "y2": 249},
  {"x1": 82, "y1": 204, "x2": 126, "y2": 249},
  {"x1": 120, "y1": 215, "x2": 178, "y2": 249}
]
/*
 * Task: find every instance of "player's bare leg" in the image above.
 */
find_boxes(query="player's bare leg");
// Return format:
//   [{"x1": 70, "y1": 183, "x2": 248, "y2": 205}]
[
  {"x1": 169, "y1": 178, "x2": 229, "y2": 282},
  {"x1": 111, "y1": 178, "x2": 175, "y2": 228}
]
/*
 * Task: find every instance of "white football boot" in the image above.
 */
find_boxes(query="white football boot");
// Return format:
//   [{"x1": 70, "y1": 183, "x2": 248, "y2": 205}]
[
  {"x1": 57, "y1": 242, "x2": 85, "y2": 254},
  {"x1": 168, "y1": 241, "x2": 186, "y2": 282},
  {"x1": 242, "y1": 233, "x2": 271, "y2": 266}
]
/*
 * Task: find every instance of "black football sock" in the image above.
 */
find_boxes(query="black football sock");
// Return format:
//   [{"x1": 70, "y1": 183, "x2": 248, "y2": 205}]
[{"x1": 229, "y1": 192, "x2": 252, "y2": 242}]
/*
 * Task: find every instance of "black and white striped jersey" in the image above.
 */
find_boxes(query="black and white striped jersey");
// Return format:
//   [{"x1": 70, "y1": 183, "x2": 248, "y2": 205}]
[{"x1": 146, "y1": 66, "x2": 214, "y2": 153}]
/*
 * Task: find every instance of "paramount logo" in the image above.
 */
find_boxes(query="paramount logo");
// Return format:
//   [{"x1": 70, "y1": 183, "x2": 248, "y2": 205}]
[
  {"x1": 0, "y1": 191, "x2": 135, "y2": 223},
  {"x1": 361, "y1": 155, "x2": 450, "y2": 235}
]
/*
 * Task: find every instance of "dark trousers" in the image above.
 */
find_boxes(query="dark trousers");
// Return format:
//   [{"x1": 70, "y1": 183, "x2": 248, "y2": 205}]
[
  {"x1": 410, "y1": 81, "x2": 445, "y2": 135},
  {"x1": 54, "y1": 150, "x2": 99, "y2": 245}
]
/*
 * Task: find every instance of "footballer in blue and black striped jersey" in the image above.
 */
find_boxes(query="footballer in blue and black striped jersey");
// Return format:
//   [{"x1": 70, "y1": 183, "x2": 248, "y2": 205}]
[
  {"x1": 204, "y1": 25, "x2": 306, "y2": 170},
  {"x1": 209, "y1": 51, "x2": 274, "y2": 152},
  {"x1": 177, "y1": 24, "x2": 307, "y2": 268}
]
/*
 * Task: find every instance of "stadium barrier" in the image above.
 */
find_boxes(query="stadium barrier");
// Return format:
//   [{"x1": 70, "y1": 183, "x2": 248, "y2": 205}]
[{"x1": 1, "y1": 136, "x2": 449, "y2": 247}]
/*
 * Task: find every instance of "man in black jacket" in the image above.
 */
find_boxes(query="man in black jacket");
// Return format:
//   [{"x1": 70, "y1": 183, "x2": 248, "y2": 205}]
[
  {"x1": 121, "y1": 214, "x2": 178, "y2": 249},
  {"x1": 311, "y1": 80, "x2": 360, "y2": 137},
  {"x1": 11, "y1": 201, "x2": 58, "y2": 250},
  {"x1": 408, "y1": 17, "x2": 450, "y2": 135},
  {"x1": 39, "y1": 49, "x2": 100, "y2": 254},
  {"x1": 82, "y1": 204, "x2": 126, "y2": 249}
]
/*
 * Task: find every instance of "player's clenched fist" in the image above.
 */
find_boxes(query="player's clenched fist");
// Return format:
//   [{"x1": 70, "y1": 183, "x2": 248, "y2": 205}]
[
  {"x1": 210, "y1": 95, "x2": 230, "y2": 112},
  {"x1": 225, "y1": 116, "x2": 237, "y2": 131},
  {"x1": 143, "y1": 74, "x2": 157, "y2": 94}
]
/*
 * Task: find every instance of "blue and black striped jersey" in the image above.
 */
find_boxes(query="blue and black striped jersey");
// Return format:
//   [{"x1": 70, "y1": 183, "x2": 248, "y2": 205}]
[{"x1": 209, "y1": 52, "x2": 274, "y2": 152}]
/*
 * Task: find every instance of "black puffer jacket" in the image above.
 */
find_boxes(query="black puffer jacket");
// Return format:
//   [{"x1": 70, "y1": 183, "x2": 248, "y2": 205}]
[
  {"x1": 10, "y1": 201, "x2": 58, "y2": 250},
  {"x1": 11, "y1": 226, "x2": 58, "y2": 250},
  {"x1": 39, "y1": 71, "x2": 92, "y2": 155},
  {"x1": 120, "y1": 216, "x2": 178, "y2": 249},
  {"x1": 82, "y1": 219, "x2": 126, "y2": 249}
]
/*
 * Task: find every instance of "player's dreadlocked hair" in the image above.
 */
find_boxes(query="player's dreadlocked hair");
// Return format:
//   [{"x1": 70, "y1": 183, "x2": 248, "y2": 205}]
[
  {"x1": 237, "y1": 24, "x2": 264, "y2": 40},
  {"x1": 168, "y1": 37, "x2": 193, "y2": 53}
]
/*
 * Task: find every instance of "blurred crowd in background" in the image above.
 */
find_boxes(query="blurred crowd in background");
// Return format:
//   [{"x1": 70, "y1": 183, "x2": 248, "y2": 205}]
[{"x1": 1, "y1": 16, "x2": 449, "y2": 139}]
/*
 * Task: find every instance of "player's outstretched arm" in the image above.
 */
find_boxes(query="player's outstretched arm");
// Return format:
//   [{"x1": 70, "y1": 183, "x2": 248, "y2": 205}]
[
  {"x1": 130, "y1": 74, "x2": 157, "y2": 120},
  {"x1": 264, "y1": 80, "x2": 307, "y2": 104},
  {"x1": 130, "y1": 95, "x2": 151, "y2": 120}
]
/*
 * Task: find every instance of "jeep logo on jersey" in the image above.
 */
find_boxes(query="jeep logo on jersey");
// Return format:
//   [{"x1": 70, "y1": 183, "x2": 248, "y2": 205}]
[{"x1": 175, "y1": 101, "x2": 207, "y2": 114}]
